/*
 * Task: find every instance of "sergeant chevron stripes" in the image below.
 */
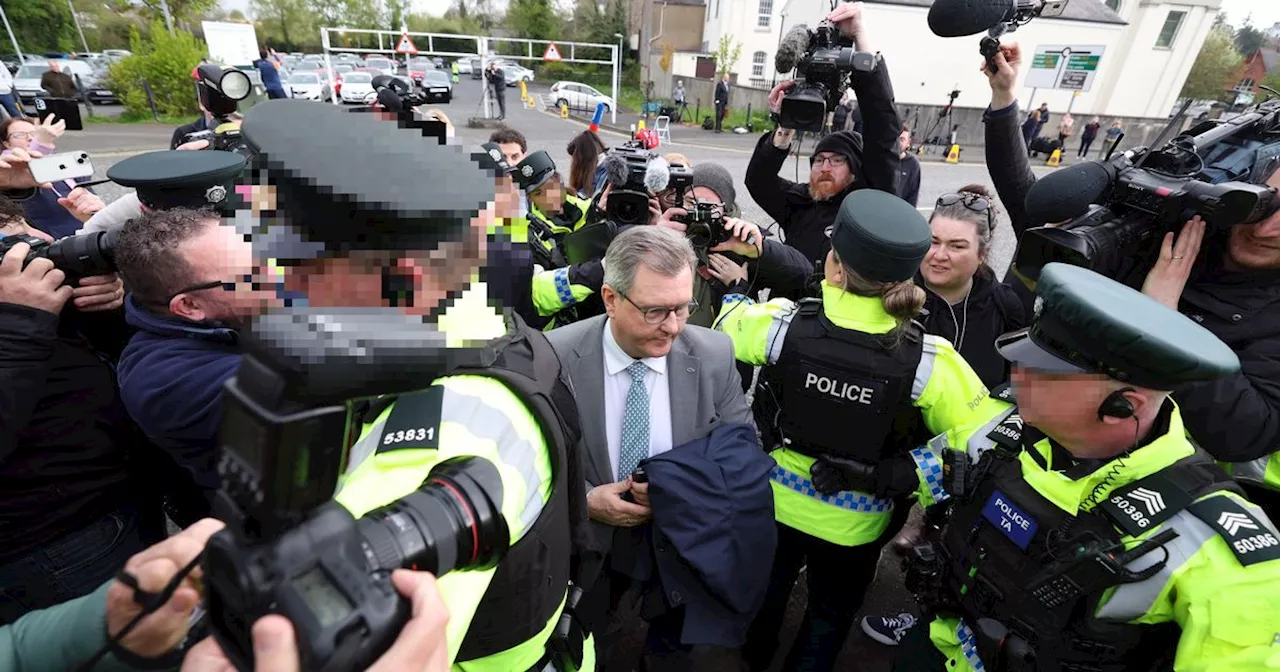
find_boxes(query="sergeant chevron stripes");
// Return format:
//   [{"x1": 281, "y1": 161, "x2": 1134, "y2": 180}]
[
  {"x1": 1219, "y1": 511, "x2": 1260, "y2": 536},
  {"x1": 1129, "y1": 487, "x2": 1166, "y2": 516}
]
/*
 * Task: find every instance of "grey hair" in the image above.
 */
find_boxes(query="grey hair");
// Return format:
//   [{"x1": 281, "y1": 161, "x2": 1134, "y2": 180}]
[{"x1": 603, "y1": 226, "x2": 697, "y2": 296}]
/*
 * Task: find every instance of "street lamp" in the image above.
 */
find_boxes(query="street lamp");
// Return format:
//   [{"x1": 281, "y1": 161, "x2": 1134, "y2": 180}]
[{"x1": 68, "y1": 0, "x2": 90, "y2": 54}]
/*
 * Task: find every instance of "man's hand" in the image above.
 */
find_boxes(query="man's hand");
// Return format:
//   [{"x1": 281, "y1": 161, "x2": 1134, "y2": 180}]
[
  {"x1": 705, "y1": 254, "x2": 748, "y2": 287},
  {"x1": 182, "y1": 569, "x2": 449, "y2": 672},
  {"x1": 175, "y1": 139, "x2": 211, "y2": 151},
  {"x1": 656, "y1": 206, "x2": 688, "y2": 233},
  {"x1": 647, "y1": 197, "x2": 664, "y2": 227},
  {"x1": 107, "y1": 519, "x2": 226, "y2": 658},
  {"x1": 629, "y1": 480, "x2": 650, "y2": 508},
  {"x1": 982, "y1": 43, "x2": 1021, "y2": 110},
  {"x1": 33, "y1": 114, "x2": 67, "y2": 146},
  {"x1": 1142, "y1": 216, "x2": 1205, "y2": 310},
  {"x1": 0, "y1": 242, "x2": 73, "y2": 314},
  {"x1": 711, "y1": 217, "x2": 764, "y2": 259},
  {"x1": 0, "y1": 147, "x2": 43, "y2": 189},
  {"x1": 767, "y1": 80, "x2": 796, "y2": 116},
  {"x1": 827, "y1": 2, "x2": 868, "y2": 49},
  {"x1": 587, "y1": 480, "x2": 652, "y2": 527},
  {"x1": 72, "y1": 273, "x2": 125, "y2": 312},
  {"x1": 57, "y1": 186, "x2": 105, "y2": 222}
]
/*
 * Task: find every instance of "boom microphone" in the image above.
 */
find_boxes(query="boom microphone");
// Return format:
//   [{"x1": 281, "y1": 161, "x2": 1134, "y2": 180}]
[
  {"x1": 775, "y1": 25, "x2": 812, "y2": 74},
  {"x1": 602, "y1": 154, "x2": 630, "y2": 189},
  {"x1": 927, "y1": 0, "x2": 1013, "y2": 37},
  {"x1": 376, "y1": 87, "x2": 404, "y2": 113},
  {"x1": 1024, "y1": 160, "x2": 1116, "y2": 224},
  {"x1": 644, "y1": 157, "x2": 671, "y2": 193}
]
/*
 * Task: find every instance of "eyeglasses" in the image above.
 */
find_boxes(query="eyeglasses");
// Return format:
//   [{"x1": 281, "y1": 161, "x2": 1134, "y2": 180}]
[
  {"x1": 619, "y1": 290, "x2": 698, "y2": 325},
  {"x1": 6, "y1": 131, "x2": 32, "y2": 142},
  {"x1": 935, "y1": 192, "x2": 994, "y2": 231},
  {"x1": 811, "y1": 154, "x2": 849, "y2": 168},
  {"x1": 161, "y1": 274, "x2": 255, "y2": 306}
]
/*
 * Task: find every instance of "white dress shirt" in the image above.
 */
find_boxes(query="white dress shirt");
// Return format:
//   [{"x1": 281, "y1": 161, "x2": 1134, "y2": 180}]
[{"x1": 602, "y1": 318, "x2": 673, "y2": 481}]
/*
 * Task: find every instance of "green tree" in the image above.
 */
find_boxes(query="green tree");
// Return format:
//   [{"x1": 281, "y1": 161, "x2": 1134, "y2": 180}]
[
  {"x1": 384, "y1": 0, "x2": 410, "y2": 29},
  {"x1": 1235, "y1": 20, "x2": 1265, "y2": 56},
  {"x1": 712, "y1": 34, "x2": 742, "y2": 77},
  {"x1": 506, "y1": 0, "x2": 560, "y2": 40},
  {"x1": 137, "y1": 0, "x2": 218, "y2": 26},
  {"x1": 1263, "y1": 70, "x2": 1280, "y2": 97},
  {"x1": 252, "y1": 0, "x2": 312, "y2": 49},
  {"x1": 2, "y1": 0, "x2": 78, "y2": 52},
  {"x1": 1180, "y1": 26, "x2": 1242, "y2": 101},
  {"x1": 108, "y1": 21, "x2": 206, "y2": 117}
]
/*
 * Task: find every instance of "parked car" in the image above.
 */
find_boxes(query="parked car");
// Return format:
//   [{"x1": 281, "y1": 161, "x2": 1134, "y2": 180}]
[
  {"x1": 501, "y1": 63, "x2": 534, "y2": 87},
  {"x1": 454, "y1": 58, "x2": 472, "y2": 75},
  {"x1": 288, "y1": 72, "x2": 331, "y2": 101},
  {"x1": 335, "y1": 53, "x2": 358, "y2": 62},
  {"x1": 364, "y1": 57, "x2": 397, "y2": 78},
  {"x1": 407, "y1": 57, "x2": 435, "y2": 86},
  {"x1": 468, "y1": 57, "x2": 483, "y2": 80},
  {"x1": 14, "y1": 60, "x2": 95, "y2": 104},
  {"x1": 86, "y1": 68, "x2": 121, "y2": 104},
  {"x1": 420, "y1": 70, "x2": 453, "y2": 103},
  {"x1": 102, "y1": 49, "x2": 131, "y2": 61},
  {"x1": 339, "y1": 71, "x2": 376, "y2": 104},
  {"x1": 549, "y1": 81, "x2": 613, "y2": 114}
]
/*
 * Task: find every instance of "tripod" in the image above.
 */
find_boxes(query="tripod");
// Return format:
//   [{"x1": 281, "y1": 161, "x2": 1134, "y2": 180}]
[{"x1": 918, "y1": 89, "x2": 959, "y2": 156}]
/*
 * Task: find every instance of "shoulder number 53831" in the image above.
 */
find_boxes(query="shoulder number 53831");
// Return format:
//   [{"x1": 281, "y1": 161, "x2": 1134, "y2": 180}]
[{"x1": 384, "y1": 427, "x2": 435, "y2": 445}]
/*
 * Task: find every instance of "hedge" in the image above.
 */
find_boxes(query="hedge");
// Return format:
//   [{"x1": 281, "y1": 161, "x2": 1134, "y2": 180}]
[{"x1": 107, "y1": 22, "x2": 207, "y2": 119}]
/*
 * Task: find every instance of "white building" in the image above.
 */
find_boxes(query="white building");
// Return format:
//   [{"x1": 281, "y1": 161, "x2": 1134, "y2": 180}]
[{"x1": 698, "y1": 0, "x2": 1221, "y2": 119}]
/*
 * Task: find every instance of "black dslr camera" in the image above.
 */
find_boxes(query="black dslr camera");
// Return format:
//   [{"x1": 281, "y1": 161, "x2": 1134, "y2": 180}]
[
  {"x1": 679, "y1": 202, "x2": 730, "y2": 264},
  {"x1": 187, "y1": 65, "x2": 253, "y2": 157},
  {"x1": 604, "y1": 140, "x2": 662, "y2": 227},
  {"x1": 203, "y1": 309, "x2": 510, "y2": 672},
  {"x1": 1015, "y1": 98, "x2": 1280, "y2": 284},
  {"x1": 0, "y1": 230, "x2": 117, "y2": 283},
  {"x1": 780, "y1": 21, "x2": 878, "y2": 133}
]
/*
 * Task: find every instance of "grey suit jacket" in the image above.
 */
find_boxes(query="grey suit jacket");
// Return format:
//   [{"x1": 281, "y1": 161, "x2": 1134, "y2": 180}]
[{"x1": 545, "y1": 315, "x2": 756, "y2": 490}]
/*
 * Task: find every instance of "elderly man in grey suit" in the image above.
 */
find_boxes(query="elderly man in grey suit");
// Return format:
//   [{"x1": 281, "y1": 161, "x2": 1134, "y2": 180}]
[{"x1": 546, "y1": 225, "x2": 755, "y2": 669}]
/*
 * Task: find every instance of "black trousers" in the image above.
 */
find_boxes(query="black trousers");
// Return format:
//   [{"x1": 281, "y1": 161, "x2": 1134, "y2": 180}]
[
  {"x1": 715, "y1": 104, "x2": 726, "y2": 131},
  {"x1": 742, "y1": 522, "x2": 887, "y2": 672},
  {"x1": 891, "y1": 622, "x2": 947, "y2": 671},
  {"x1": 1078, "y1": 137, "x2": 1095, "y2": 157}
]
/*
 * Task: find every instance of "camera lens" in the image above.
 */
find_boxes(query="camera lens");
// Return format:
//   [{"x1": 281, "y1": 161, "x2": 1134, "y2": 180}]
[{"x1": 44, "y1": 230, "x2": 117, "y2": 278}]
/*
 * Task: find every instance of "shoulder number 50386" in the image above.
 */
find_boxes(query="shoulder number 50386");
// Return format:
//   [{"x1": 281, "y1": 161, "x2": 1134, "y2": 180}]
[{"x1": 384, "y1": 427, "x2": 435, "y2": 445}]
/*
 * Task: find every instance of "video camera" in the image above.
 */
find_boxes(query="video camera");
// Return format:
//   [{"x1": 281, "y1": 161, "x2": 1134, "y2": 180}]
[
  {"x1": 775, "y1": 21, "x2": 879, "y2": 133},
  {"x1": 601, "y1": 140, "x2": 670, "y2": 227},
  {"x1": 202, "y1": 309, "x2": 510, "y2": 672},
  {"x1": 187, "y1": 65, "x2": 253, "y2": 157},
  {"x1": 1014, "y1": 98, "x2": 1280, "y2": 282},
  {"x1": 0, "y1": 230, "x2": 117, "y2": 283},
  {"x1": 678, "y1": 202, "x2": 730, "y2": 264}
]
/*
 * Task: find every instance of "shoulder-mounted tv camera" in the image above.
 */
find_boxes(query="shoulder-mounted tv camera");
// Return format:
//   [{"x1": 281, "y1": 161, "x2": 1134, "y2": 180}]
[{"x1": 775, "y1": 21, "x2": 880, "y2": 133}]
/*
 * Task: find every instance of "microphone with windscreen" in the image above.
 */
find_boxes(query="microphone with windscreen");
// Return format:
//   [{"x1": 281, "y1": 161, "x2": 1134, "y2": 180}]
[
  {"x1": 927, "y1": 0, "x2": 1071, "y2": 73},
  {"x1": 775, "y1": 26, "x2": 812, "y2": 74},
  {"x1": 1024, "y1": 160, "x2": 1116, "y2": 224}
]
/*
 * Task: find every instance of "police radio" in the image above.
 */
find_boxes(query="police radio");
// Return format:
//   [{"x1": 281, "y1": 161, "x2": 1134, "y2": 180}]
[
  {"x1": 203, "y1": 308, "x2": 512, "y2": 672},
  {"x1": 1027, "y1": 527, "x2": 1178, "y2": 609}
]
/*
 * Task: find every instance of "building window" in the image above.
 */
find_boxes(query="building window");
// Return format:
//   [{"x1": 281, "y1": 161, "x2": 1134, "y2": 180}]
[
  {"x1": 1237, "y1": 77, "x2": 1256, "y2": 91},
  {"x1": 1104, "y1": 0, "x2": 1120, "y2": 11},
  {"x1": 752, "y1": 51, "x2": 766, "y2": 77},
  {"x1": 758, "y1": 0, "x2": 773, "y2": 27},
  {"x1": 1155, "y1": 11, "x2": 1185, "y2": 48}
]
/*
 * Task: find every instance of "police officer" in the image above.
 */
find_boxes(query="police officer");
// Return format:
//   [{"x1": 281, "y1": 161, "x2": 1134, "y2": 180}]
[
  {"x1": 887, "y1": 263, "x2": 1280, "y2": 672},
  {"x1": 234, "y1": 100, "x2": 596, "y2": 671},
  {"x1": 715, "y1": 189, "x2": 994, "y2": 672},
  {"x1": 79, "y1": 149, "x2": 246, "y2": 234},
  {"x1": 514, "y1": 150, "x2": 605, "y2": 330}
]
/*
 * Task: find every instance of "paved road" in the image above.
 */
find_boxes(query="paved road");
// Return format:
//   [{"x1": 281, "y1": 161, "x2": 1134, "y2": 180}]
[{"x1": 60, "y1": 80, "x2": 1041, "y2": 672}]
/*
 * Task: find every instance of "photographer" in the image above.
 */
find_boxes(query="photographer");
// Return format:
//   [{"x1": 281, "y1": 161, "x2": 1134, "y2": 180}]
[
  {"x1": 745, "y1": 1, "x2": 902, "y2": 266},
  {"x1": 485, "y1": 60, "x2": 506, "y2": 120},
  {"x1": 983, "y1": 43, "x2": 1280, "y2": 513},
  {"x1": 0, "y1": 198, "x2": 161, "y2": 624}
]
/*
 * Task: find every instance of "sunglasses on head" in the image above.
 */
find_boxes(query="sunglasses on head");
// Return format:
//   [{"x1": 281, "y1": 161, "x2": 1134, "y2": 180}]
[{"x1": 935, "y1": 192, "x2": 994, "y2": 231}]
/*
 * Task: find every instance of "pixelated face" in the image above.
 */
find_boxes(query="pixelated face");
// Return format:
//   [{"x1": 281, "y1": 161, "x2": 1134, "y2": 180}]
[
  {"x1": 530, "y1": 176, "x2": 563, "y2": 215},
  {"x1": 494, "y1": 175, "x2": 521, "y2": 220},
  {"x1": 498, "y1": 142, "x2": 525, "y2": 167},
  {"x1": 1010, "y1": 367, "x2": 1119, "y2": 456},
  {"x1": 923, "y1": 216, "x2": 984, "y2": 292},
  {"x1": 604, "y1": 263, "x2": 693, "y2": 359},
  {"x1": 3, "y1": 120, "x2": 36, "y2": 150},
  {"x1": 181, "y1": 220, "x2": 276, "y2": 323},
  {"x1": 1225, "y1": 167, "x2": 1280, "y2": 271},
  {"x1": 809, "y1": 152, "x2": 853, "y2": 201}
]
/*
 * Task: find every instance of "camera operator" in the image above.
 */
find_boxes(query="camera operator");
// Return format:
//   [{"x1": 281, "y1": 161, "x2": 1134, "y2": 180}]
[
  {"x1": 0, "y1": 198, "x2": 164, "y2": 625},
  {"x1": 745, "y1": 1, "x2": 902, "y2": 266},
  {"x1": 983, "y1": 43, "x2": 1280, "y2": 514},
  {"x1": 113, "y1": 205, "x2": 277, "y2": 526},
  {"x1": 485, "y1": 60, "x2": 506, "y2": 121},
  {"x1": 218, "y1": 100, "x2": 594, "y2": 671}
]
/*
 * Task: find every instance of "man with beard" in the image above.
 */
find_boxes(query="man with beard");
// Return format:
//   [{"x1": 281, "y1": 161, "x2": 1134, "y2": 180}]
[
  {"x1": 114, "y1": 208, "x2": 279, "y2": 524},
  {"x1": 744, "y1": 2, "x2": 901, "y2": 269}
]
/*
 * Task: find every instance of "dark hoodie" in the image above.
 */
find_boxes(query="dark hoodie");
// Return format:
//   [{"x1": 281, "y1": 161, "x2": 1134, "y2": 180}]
[
  {"x1": 917, "y1": 266, "x2": 1027, "y2": 389},
  {"x1": 117, "y1": 294, "x2": 242, "y2": 523}
]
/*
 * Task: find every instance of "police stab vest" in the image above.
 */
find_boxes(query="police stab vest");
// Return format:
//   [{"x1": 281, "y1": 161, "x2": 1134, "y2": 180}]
[
  {"x1": 934, "y1": 411, "x2": 1242, "y2": 672},
  {"x1": 364, "y1": 314, "x2": 589, "y2": 662},
  {"x1": 761, "y1": 299, "x2": 926, "y2": 462}
]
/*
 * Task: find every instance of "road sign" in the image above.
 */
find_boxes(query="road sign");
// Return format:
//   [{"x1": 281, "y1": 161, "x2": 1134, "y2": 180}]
[
  {"x1": 1025, "y1": 45, "x2": 1105, "y2": 92},
  {"x1": 395, "y1": 33, "x2": 418, "y2": 55},
  {"x1": 543, "y1": 42, "x2": 563, "y2": 62}
]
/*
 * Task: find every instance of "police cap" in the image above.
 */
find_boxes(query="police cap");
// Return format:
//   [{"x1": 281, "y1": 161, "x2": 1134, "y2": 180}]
[
  {"x1": 826, "y1": 189, "x2": 931, "y2": 283},
  {"x1": 240, "y1": 100, "x2": 495, "y2": 260},
  {"x1": 106, "y1": 149, "x2": 245, "y2": 210},
  {"x1": 996, "y1": 263, "x2": 1240, "y2": 389},
  {"x1": 512, "y1": 150, "x2": 557, "y2": 193},
  {"x1": 473, "y1": 142, "x2": 513, "y2": 177}
]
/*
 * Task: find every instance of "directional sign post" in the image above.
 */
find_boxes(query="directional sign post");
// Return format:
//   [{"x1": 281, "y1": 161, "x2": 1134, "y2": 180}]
[
  {"x1": 543, "y1": 42, "x2": 563, "y2": 62},
  {"x1": 1025, "y1": 45, "x2": 1105, "y2": 92}
]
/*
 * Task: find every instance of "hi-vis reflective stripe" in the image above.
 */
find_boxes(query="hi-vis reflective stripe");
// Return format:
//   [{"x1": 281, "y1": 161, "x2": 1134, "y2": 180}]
[
  {"x1": 1228, "y1": 455, "x2": 1273, "y2": 489},
  {"x1": 1094, "y1": 508, "x2": 1213, "y2": 621},
  {"x1": 912, "y1": 335, "x2": 940, "y2": 401},
  {"x1": 956, "y1": 619, "x2": 987, "y2": 672},
  {"x1": 770, "y1": 465, "x2": 894, "y2": 513},
  {"x1": 764, "y1": 302, "x2": 800, "y2": 365},
  {"x1": 345, "y1": 380, "x2": 549, "y2": 536},
  {"x1": 553, "y1": 267, "x2": 574, "y2": 307}
]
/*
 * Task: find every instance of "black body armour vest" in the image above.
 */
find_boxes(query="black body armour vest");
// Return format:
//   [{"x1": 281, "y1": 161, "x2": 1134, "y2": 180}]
[
  {"x1": 935, "y1": 409, "x2": 1240, "y2": 672},
  {"x1": 759, "y1": 299, "x2": 926, "y2": 461},
  {"x1": 369, "y1": 315, "x2": 589, "y2": 662}
]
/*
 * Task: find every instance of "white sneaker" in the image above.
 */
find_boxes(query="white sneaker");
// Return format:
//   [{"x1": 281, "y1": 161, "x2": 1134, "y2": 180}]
[{"x1": 861, "y1": 612, "x2": 917, "y2": 646}]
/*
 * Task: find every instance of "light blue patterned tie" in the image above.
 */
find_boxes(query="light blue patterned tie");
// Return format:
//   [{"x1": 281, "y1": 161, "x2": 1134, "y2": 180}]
[{"x1": 617, "y1": 361, "x2": 651, "y2": 481}]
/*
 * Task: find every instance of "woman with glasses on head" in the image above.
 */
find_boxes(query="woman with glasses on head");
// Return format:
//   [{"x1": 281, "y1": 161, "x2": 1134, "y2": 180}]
[
  {"x1": 917, "y1": 185, "x2": 1027, "y2": 389},
  {"x1": 717, "y1": 190, "x2": 996, "y2": 672}
]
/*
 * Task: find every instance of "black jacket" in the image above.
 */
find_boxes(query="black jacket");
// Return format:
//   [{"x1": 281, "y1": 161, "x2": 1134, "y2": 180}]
[
  {"x1": 715, "y1": 81, "x2": 729, "y2": 107},
  {"x1": 984, "y1": 100, "x2": 1280, "y2": 463},
  {"x1": 897, "y1": 152, "x2": 921, "y2": 207},
  {"x1": 745, "y1": 61, "x2": 902, "y2": 266},
  {"x1": 918, "y1": 267, "x2": 1027, "y2": 389},
  {"x1": 0, "y1": 304, "x2": 136, "y2": 562},
  {"x1": 170, "y1": 116, "x2": 211, "y2": 150}
]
